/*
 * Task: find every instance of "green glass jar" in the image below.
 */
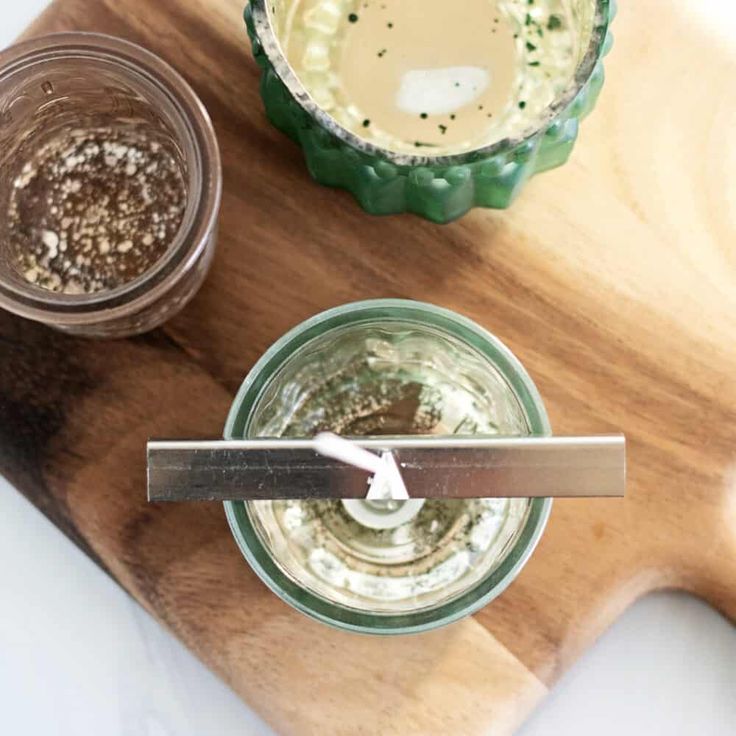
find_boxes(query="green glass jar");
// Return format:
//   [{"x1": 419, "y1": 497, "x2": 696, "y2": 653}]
[
  {"x1": 244, "y1": 0, "x2": 614, "y2": 222},
  {"x1": 225, "y1": 300, "x2": 552, "y2": 634}
]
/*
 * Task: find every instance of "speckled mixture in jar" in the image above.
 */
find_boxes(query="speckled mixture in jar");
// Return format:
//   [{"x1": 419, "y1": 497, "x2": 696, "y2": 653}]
[{"x1": 8, "y1": 126, "x2": 186, "y2": 294}]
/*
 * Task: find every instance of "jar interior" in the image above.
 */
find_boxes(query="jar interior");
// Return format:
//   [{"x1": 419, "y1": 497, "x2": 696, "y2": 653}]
[
  {"x1": 242, "y1": 319, "x2": 534, "y2": 615},
  {"x1": 267, "y1": 0, "x2": 597, "y2": 155},
  {"x1": 0, "y1": 52, "x2": 194, "y2": 302}
]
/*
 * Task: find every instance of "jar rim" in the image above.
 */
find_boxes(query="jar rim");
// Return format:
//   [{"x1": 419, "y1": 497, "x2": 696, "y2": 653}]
[
  {"x1": 248, "y1": 0, "x2": 611, "y2": 167},
  {"x1": 0, "y1": 32, "x2": 221, "y2": 326},
  {"x1": 224, "y1": 299, "x2": 553, "y2": 634}
]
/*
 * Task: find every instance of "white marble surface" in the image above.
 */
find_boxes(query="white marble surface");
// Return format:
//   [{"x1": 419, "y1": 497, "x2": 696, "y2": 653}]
[{"x1": 2, "y1": 5, "x2": 735, "y2": 735}]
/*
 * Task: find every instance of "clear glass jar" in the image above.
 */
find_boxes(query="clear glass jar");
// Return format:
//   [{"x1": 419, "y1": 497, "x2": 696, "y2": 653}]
[
  {"x1": 225, "y1": 300, "x2": 552, "y2": 634},
  {"x1": 0, "y1": 33, "x2": 221, "y2": 337}
]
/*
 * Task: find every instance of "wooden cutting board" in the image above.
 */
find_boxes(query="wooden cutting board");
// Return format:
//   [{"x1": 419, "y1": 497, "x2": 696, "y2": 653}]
[{"x1": 2, "y1": 1, "x2": 735, "y2": 733}]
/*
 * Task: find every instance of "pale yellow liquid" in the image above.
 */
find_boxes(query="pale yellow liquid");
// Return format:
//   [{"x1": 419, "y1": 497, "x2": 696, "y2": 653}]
[{"x1": 279, "y1": 0, "x2": 580, "y2": 155}]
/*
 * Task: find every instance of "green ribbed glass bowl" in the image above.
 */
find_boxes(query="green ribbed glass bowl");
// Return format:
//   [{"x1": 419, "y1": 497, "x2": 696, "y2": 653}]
[
  {"x1": 243, "y1": 0, "x2": 614, "y2": 223},
  {"x1": 224, "y1": 300, "x2": 552, "y2": 634}
]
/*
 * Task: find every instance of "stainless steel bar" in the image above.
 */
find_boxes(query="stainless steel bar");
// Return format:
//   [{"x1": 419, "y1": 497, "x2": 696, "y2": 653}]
[{"x1": 147, "y1": 435, "x2": 626, "y2": 502}]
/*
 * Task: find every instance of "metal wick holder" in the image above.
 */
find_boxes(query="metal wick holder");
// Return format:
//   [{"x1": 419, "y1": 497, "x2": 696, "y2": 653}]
[{"x1": 147, "y1": 433, "x2": 626, "y2": 529}]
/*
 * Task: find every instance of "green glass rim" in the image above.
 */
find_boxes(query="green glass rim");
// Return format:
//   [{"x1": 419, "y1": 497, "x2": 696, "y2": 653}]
[
  {"x1": 247, "y1": 0, "x2": 612, "y2": 168},
  {"x1": 224, "y1": 299, "x2": 552, "y2": 634}
]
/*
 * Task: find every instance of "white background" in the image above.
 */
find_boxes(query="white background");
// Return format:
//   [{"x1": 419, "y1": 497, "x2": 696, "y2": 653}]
[{"x1": 2, "y1": 4, "x2": 735, "y2": 735}]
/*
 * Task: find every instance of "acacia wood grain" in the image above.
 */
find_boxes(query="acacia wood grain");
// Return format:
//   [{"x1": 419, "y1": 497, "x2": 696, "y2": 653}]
[{"x1": 2, "y1": 0, "x2": 735, "y2": 733}]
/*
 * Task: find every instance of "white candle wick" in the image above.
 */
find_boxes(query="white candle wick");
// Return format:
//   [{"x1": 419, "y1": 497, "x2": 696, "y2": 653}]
[
  {"x1": 313, "y1": 433, "x2": 409, "y2": 500},
  {"x1": 313, "y1": 432, "x2": 383, "y2": 473}
]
